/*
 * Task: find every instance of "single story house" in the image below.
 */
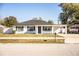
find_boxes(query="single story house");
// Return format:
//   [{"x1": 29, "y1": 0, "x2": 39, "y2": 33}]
[
  {"x1": 69, "y1": 20, "x2": 79, "y2": 33},
  {"x1": 13, "y1": 18, "x2": 67, "y2": 34}
]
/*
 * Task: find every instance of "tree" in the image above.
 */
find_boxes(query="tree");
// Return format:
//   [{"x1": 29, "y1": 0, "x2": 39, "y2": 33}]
[
  {"x1": 59, "y1": 3, "x2": 79, "y2": 24},
  {"x1": 0, "y1": 19, "x2": 4, "y2": 25},
  {"x1": 59, "y1": 13, "x2": 69, "y2": 24},
  {"x1": 48, "y1": 20, "x2": 53, "y2": 24},
  {"x1": 4, "y1": 16, "x2": 17, "y2": 27},
  {"x1": 0, "y1": 28, "x2": 3, "y2": 33}
]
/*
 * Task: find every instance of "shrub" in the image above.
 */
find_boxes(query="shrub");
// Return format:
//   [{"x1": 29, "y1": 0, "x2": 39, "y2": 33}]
[
  {"x1": 0, "y1": 28, "x2": 3, "y2": 33},
  {"x1": 12, "y1": 30, "x2": 16, "y2": 34}
]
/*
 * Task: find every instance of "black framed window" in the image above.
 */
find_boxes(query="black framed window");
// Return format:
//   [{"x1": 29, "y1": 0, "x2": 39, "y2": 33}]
[
  {"x1": 16, "y1": 26, "x2": 24, "y2": 31},
  {"x1": 43, "y1": 26, "x2": 52, "y2": 31},
  {"x1": 27, "y1": 26, "x2": 35, "y2": 31}
]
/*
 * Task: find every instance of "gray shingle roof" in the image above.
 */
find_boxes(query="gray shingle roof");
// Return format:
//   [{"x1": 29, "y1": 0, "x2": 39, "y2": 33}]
[{"x1": 15, "y1": 18, "x2": 53, "y2": 26}]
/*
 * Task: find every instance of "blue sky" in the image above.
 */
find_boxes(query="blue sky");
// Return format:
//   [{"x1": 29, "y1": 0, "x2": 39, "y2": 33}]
[{"x1": 0, "y1": 3, "x2": 62, "y2": 24}]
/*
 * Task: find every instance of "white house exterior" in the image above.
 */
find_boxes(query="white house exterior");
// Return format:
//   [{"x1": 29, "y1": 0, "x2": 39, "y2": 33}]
[{"x1": 13, "y1": 19, "x2": 67, "y2": 34}]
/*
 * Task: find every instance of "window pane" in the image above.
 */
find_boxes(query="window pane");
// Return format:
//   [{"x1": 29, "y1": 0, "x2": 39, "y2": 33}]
[
  {"x1": 16, "y1": 26, "x2": 24, "y2": 31},
  {"x1": 27, "y1": 26, "x2": 35, "y2": 31},
  {"x1": 43, "y1": 26, "x2": 52, "y2": 31}
]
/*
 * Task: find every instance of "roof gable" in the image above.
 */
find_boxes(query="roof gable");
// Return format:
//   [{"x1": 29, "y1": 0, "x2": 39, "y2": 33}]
[{"x1": 15, "y1": 18, "x2": 53, "y2": 26}]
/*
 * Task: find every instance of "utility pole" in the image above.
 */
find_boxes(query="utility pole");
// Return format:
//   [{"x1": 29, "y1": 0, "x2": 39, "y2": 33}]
[{"x1": 58, "y1": 20, "x2": 60, "y2": 24}]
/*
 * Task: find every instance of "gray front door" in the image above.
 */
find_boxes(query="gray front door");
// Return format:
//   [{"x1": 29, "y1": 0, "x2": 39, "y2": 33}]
[{"x1": 38, "y1": 26, "x2": 41, "y2": 34}]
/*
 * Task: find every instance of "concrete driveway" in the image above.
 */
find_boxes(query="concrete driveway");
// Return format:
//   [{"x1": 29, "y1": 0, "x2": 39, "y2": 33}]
[{"x1": 59, "y1": 34, "x2": 79, "y2": 43}]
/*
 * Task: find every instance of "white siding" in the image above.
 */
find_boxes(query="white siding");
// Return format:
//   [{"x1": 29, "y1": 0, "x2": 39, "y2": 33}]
[
  {"x1": 12, "y1": 26, "x2": 16, "y2": 31},
  {"x1": 15, "y1": 26, "x2": 27, "y2": 34},
  {"x1": 35, "y1": 26, "x2": 38, "y2": 34},
  {"x1": 42, "y1": 31, "x2": 52, "y2": 34}
]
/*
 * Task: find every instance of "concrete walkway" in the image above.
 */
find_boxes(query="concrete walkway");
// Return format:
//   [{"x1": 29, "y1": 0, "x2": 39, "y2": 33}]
[
  {"x1": 59, "y1": 34, "x2": 79, "y2": 43},
  {"x1": 0, "y1": 37, "x2": 64, "y2": 40}
]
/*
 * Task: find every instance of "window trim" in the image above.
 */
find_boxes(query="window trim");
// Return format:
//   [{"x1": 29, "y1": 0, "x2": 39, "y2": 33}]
[
  {"x1": 43, "y1": 26, "x2": 52, "y2": 31},
  {"x1": 16, "y1": 26, "x2": 24, "y2": 31},
  {"x1": 27, "y1": 26, "x2": 35, "y2": 31}
]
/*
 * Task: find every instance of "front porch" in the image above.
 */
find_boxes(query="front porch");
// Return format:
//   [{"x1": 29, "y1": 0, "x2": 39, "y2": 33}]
[{"x1": 13, "y1": 25, "x2": 67, "y2": 34}]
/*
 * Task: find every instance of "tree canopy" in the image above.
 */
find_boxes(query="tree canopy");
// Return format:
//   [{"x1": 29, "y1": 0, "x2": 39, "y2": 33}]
[
  {"x1": 0, "y1": 19, "x2": 4, "y2": 25},
  {"x1": 59, "y1": 3, "x2": 79, "y2": 24},
  {"x1": 4, "y1": 16, "x2": 18, "y2": 27}
]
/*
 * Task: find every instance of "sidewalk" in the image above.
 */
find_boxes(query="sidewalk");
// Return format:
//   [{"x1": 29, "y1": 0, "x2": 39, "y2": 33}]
[{"x1": 0, "y1": 37, "x2": 64, "y2": 40}]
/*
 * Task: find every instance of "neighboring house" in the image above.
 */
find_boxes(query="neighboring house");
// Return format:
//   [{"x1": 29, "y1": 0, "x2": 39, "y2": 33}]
[
  {"x1": 13, "y1": 18, "x2": 67, "y2": 34},
  {"x1": 69, "y1": 20, "x2": 79, "y2": 33},
  {"x1": 3, "y1": 28, "x2": 13, "y2": 34},
  {"x1": 0, "y1": 24, "x2": 13, "y2": 34}
]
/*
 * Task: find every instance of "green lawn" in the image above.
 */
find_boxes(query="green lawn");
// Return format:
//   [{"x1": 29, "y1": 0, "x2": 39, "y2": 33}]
[
  {"x1": 0, "y1": 39, "x2": 64, "y2": 43},
  {"x1": 0, "y1": 34, "x2": 62, "y2": 37},
  {"x1": 0, "y1": 34, "x2": 64, "y2": 43}
]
